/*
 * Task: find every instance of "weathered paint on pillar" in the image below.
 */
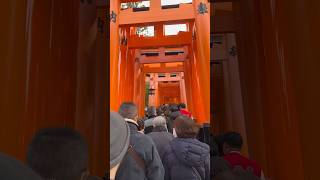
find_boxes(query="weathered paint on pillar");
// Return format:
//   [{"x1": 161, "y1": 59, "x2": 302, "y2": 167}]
[
  {"x1": 118, "y1": 27, "x2": 128, "y2": 105},
  {"x1": 184, "y1": 63, "x2": 194, "y2": 115},
  {"x1": 188, "y1": 43, "x2": 207, "y2": 123},
  {"x1": 123, "y1": 48, "x2": 135, "y2": 102}
]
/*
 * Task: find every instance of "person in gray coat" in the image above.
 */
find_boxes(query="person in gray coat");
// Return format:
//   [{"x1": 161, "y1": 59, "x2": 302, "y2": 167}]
[
  {"x1": 162, "y1": 115, "x2": 210, "y2": 180},
  {"x1": 147, "y1": 116, "x2": 174, "y2": 159},
  {"x1": 116, "y1": 102, "x2": 164, "y2": 180}
]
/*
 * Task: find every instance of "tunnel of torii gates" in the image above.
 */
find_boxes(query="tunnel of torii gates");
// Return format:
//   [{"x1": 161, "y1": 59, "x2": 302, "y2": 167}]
[{"x1": 110, "y1": 0, "x2": 210, "y2": 125}]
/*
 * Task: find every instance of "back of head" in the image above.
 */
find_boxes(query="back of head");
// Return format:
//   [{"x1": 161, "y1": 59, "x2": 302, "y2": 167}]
[
  {"x1": 153, "y1": 116, "x2": 167, "y2": 127},
  {"x1": 169, "y1": 104, "x2": 179, "y2": 112},
  {"x1": 119, "y1": 102, "x2": 138, "y2": 120},
  {"x1": 0, "y1": 153, "x2": 42, "y2": 180},
  {"x1": 147, "y1": 106, "x2": 157, "y2": 118},
  {"x1": 156, "y1": 107, "x2": 163, "y2": 116},
  {"x1": 223, "y1": 132, "x2": 243, "y2": 150},
  {"x1": 169, "y1": 109, "x2": 181, "y2": 120},
  {"x1": 178, "y1": 103, "x2": 186, "y2": 109},
  {"x1": 174, "y1": 115, "x2": 199, "y2": 138},
  {"x1": 27, "y1": 128, "x2": 88, "y2": 180}
]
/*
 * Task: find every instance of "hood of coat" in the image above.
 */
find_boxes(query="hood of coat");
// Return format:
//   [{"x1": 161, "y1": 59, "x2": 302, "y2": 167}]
[{"x1": 170, "y1": 138, "x2": 209, "y2": 167}]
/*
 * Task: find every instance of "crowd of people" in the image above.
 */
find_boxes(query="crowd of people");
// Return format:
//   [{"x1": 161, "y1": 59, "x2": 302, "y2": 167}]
[
  {"x1": 0, "y1": 101, "x2": 265, "y2": 180},
  {"x1": 110, "y1": 102, "x2": 210, "y2": 180},
  {"x1": 110, "y1": 102, "x2": 266, "y2": 180}
]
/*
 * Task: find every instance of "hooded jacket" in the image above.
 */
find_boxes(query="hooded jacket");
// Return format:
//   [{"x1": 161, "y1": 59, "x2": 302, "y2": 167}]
[{"x1": 162, "y1": 138, "x2": 210, "y2": 180}]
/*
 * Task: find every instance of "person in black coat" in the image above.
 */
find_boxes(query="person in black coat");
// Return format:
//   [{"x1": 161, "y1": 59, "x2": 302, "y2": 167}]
[{"x1": 162, "y1": 115, "x2": 210, "y2": 180}]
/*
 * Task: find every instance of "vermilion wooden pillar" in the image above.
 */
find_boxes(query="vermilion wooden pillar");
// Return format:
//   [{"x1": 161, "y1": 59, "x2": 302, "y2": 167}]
[
  {"x1": 22, "y1": 0, "x2": 79, "y2": 153},
  {"x1": 184, "y1": 44, "x2": 197, "y2": 120},
  {"x1": 123, "y1": 49, "x2": 135, "y2": 102},
  {"x1": 235, "y1": 0, "x2": 320, "y2": 179},
  {"x1": 183, "y1": 60, "x2": 194, "y2": 115},
  {"x1": 233, "y1": 1, "x2": 269, "y2": 175},
  {"x1": 0, "y1": 0, "x2": 29, "y2": 160},
  {"x1": 193, "y1": 0, "x2": 211, "y2": 123},
  {"x1": 76, "y1": 1, "x2": 108, "y2": 176},
  {"x1": 110, "y1": 0, "x2": 120, "y2": 111},
  {"x1": 118, "y1": 27, "x2": 128, "y2": 105},
  {"x1": 256, "y1": 0, "x2": 320, "y2": 179},
  {"x1": 118, "y1": 27, "x2": 135, "y2": 104},
  {"x1": 0, "y1": 0, "x2": 108, "y2": 176},
  {"x1": 189, "y1": 42, "x2": 208, "y2": 123},
  {"x1": 133, "y1": 61, "x2": 141, "y2": 111},
  {"x1": 188, "y1": 45, "x2": 205, "y2": 121},
  {"x1": 139, "y1": 67, "x2": 146, "y2": 117}
]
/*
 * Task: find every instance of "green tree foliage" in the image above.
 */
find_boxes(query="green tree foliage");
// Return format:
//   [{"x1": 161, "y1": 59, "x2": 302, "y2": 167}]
[
  {"x1": 145, "y1": 82, "x2": 150, "y2": 107},
  {"x1": 121, "y1": 2, "x2": 145, "y2": 9}
]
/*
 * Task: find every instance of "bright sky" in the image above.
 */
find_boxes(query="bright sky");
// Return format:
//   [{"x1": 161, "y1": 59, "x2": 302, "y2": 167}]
[
  {"x1": 161, "y1": 0, "x2": 192, "y2": 6},
  {"x1": 124, "y1": 0, "x2": 192, "y2": 8},
  {"x1": 138, "y1": 24, "x2": 187, "y2": 37},
  {"x1": 135, "y1": 0, "x2": 192, "y2": 36},
  {"x1": 164, "y1": 24, "x2": 187, "y2": 35},
  {"x1": 138, "y1": 0, "x2": 192, "y2": 7}
]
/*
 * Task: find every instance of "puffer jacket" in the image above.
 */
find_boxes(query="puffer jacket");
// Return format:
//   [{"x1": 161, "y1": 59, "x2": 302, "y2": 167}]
[{"x1": 162, "y1": 138, "x2": 210, "y2": 180}]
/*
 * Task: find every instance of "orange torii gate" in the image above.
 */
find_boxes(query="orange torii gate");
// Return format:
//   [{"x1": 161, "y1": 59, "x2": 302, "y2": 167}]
[{"x1": 110, "y1": 0, "x2": 210, "y2": 124}]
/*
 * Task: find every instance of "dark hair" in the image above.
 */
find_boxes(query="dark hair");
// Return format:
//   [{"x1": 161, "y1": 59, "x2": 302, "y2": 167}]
[
  {"x1": 169, "y1": 110, "x2": 181, "y2": 120},
  {"x1": 223, "y1": 132, "x2": 243, "y2": 149},
  {"x1": 169, "y1": 104, "x2": 179, "y2": 112},
  {"x1": 174, "y1": 115, "x2": 200, "y2": 138},
  {"x1": 179, "y1": 103, "x2": 186, "y2": 109},
  {"x1": 119, "y1": 102, "x2": 138, "y2": 120},
  {"x1": 146, "y1": 106, "x2": 157, "y2": 118},
  {"x1": 27, "y1": 128, "x2": 88, "y2": 180},
  {"x1": 156, "y1": 107, "x2": 163, "y2": 116}
]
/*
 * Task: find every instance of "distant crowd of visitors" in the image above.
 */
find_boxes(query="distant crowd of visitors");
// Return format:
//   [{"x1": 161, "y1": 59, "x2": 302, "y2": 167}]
[
  {"x1": 110, "y1": 102, "x2": 266, "y2": 180},
  {"x1": 0, "y1": 102, "x2": 265, "y2": 180}
]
